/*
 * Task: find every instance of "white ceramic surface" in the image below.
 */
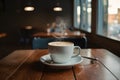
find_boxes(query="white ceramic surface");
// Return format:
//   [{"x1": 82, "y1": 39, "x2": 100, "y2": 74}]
[
  {"x1": 40, "y1": 54, "x2": 83, "y2": 67},
  {"x1": 48, "y1": 41, "x2": 81, "y2": 63}
]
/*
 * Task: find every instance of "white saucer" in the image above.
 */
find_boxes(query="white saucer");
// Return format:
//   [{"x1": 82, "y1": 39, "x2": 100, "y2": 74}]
[{"x1": 40, "y1": 54, "x2": 83, "y2": 68}]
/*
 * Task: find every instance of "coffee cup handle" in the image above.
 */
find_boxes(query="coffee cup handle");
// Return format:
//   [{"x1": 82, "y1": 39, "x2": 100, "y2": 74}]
[{"x1": 72, "y1": 46, "x2": 81, "y2": 57}]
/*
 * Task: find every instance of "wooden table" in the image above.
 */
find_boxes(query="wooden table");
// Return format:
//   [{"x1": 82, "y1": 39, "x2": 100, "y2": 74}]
[
  {"x1": 32, "y1": 32, "x2": 86, "y2": 38},
  {"x1": 0, "y1": 49, "x2": 120, "y2": 80}
]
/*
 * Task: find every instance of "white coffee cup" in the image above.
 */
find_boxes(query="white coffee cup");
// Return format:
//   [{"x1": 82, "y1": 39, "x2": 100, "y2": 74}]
[{"x1": 48, "y1": 41, "x2": 81, "y2": 63}]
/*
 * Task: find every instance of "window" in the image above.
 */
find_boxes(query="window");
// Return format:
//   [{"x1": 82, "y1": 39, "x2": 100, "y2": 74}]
[
  {"x1": 97, "y1": 0, "x2": 120, "y2": 41},
  {"x1": 74, "y1": 0, "x2": 92, "y2": 32}
]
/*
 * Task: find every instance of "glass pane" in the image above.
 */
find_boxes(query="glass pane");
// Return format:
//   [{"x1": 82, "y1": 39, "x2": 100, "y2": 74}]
[
  {"x1": 74, "y1": 0, "x2": 92, "y2": 32},
  {"x1": 97, "y1": 0, "x2": 120, "y2": 41},
  {"x1": 74, "y1": 0, "x2": 80, "y2": 28},
  {"x1": 108, "y1": 0, "x2": 120, "y2": 41}
]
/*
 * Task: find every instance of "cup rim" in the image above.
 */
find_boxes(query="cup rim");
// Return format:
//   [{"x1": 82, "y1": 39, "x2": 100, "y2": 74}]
[{"x1": 48, "y1": 41, "x2": 74, "y2": 47}]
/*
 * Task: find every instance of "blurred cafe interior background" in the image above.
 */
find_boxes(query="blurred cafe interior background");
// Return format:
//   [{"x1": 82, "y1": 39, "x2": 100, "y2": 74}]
[{"x1": 0, "y1": 0, "x2": 120, "y2": 59}]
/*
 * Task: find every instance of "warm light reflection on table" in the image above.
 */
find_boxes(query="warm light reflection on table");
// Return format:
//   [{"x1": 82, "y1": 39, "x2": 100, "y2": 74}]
[{"x1": 0, "y1": 33, "x2": 7, "y2": 38}]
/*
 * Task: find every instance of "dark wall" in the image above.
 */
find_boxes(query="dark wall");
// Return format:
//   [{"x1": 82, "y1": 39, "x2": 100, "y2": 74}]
[
  {"x1": 0, "y1": 0, "x2": 73, "y2": 43},
  {"x1": 86, "y1": 33, "x2": 120, "y2": 57}
]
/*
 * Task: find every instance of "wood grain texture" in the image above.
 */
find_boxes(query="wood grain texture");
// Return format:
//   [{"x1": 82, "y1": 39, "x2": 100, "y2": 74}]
[
  {"x1": 8, "y1": 50, "x2": 48, "y2": 80},
  {"x1": 0, "y1": 50, "x2": 35, "y2": 80},
  {"x1": 0, "y1": 49, "x2": 119, "y2": 80},
  {"x1": 73, "y1": 63, "x2": 117, "y2": 80},
  {"x1": 41, "y1": 68, "x2": 74, "y2": 80},
  {"x1": 73, "y1": 49, "x2": 118, "y2": 80},
  {"x1": 91, "y1": 49, "x2": 120, "y2": 79}
]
